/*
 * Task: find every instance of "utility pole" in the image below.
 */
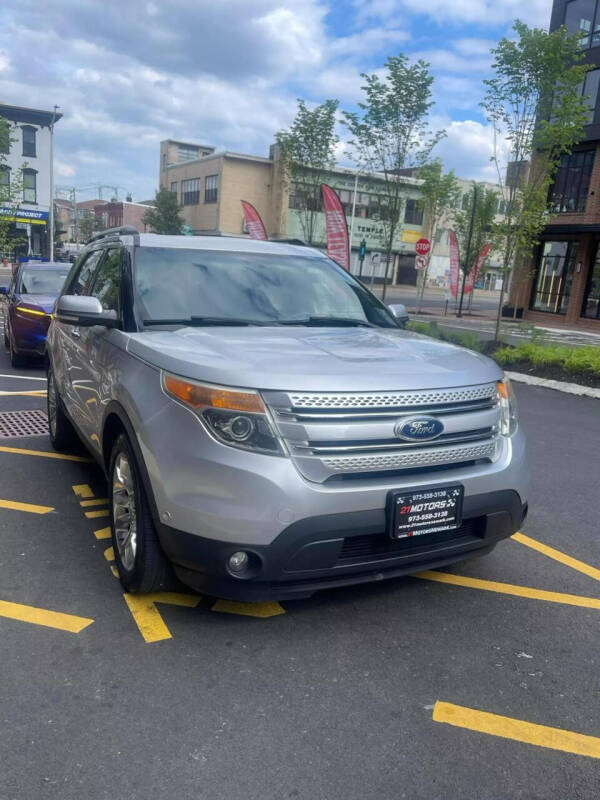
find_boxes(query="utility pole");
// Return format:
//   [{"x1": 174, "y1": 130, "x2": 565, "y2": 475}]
[
  {"x1": 348, "y1": 172, "x2": 359, "y2": 272},
  {"x1": 456, "y1": 183, "x2": 478, "y2": 318},
  {"x1": 48, "y1": 105, "x2": 59, "y2": 261}
]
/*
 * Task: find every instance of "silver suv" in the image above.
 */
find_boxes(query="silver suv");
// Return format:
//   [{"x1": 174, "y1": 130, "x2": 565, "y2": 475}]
[{"x1": 47, "y1": 228, "x2": 529, "y2": 600}]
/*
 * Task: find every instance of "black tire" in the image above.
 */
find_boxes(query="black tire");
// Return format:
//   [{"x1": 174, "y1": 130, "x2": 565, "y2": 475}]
[
  {"x1": 109, "y1": 433, "x2": 171, "y2": 593},
  {"x1": 47, "y1": 366, "x2": 78, "y2": 450},
  {"x1": 9, "y1": 335, "x2": 24, "y2": 367},
  {"x1": 3, "y1": 323, "x2": 8, "y2": 349}
]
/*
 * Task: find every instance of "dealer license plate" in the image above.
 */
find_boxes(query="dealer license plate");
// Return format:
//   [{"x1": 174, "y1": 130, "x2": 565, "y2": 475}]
[{"x1": 389, "y1": 484, "x2": 464, "y2": 540}]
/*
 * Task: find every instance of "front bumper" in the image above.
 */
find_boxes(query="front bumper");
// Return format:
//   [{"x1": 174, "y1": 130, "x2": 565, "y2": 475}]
[{"x1": 161, "y1": 490, "x2": 527, "y2": 601}]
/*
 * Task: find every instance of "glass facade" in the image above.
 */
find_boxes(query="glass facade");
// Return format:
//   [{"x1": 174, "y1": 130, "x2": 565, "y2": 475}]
[
  {"x1": 549, "y1": 150, "x2": 595, "y2": 213},
  {"x1": 530, "y1": 240, "x2": 579, "y2": 314},
  {"x1": 564, "y1": 0, "x2": 600, "y2": 48},
  {"x1": 582, "y1": 243, "x2": 600, "y2": 318}
]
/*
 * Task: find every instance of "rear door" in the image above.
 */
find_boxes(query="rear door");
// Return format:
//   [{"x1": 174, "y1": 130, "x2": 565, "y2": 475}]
[{"x1": 52, "y1": 248, "x2": 105, "y2": 434}]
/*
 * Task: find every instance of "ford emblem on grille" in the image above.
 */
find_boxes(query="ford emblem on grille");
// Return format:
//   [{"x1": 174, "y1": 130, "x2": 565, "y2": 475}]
[{"x1": 394, "y1": 416, "x2": 444, "y2": 442}]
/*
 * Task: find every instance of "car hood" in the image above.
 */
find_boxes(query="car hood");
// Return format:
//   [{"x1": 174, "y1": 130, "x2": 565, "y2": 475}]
[
  {"x1": 126, "y1": 326, "x2": 503, "y2": 392},
  {"x1": 15, "y1": 294, "x2": 56, "y2": 314}
]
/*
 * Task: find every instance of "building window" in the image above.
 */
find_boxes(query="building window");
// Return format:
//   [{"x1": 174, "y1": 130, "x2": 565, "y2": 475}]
[
  {"x1": 22, "y1": 126, "x2": 36, "y2": 157},
  {"x1": 170, "y1": 181, "x2": 178, "y2": 196},
  {"x1": 181, "y1": 178, "x2": 200, "y2": 205},
  {"x1": 23, "y1": 169, "x2": 37, "y2": 203},
  {"x1": 0, "y1": 166, "x2": 9, "y2": 193},
  {"x1": 461, "y1": 193, "x2": 470, "y2": 210},
  {"x1": 581, "y1": 68, "x2": 600, "y2": 123},
  {"x1": 549, "y1": 150, "x2": 595, "y2": 213},
  {"x1": 205, "y1": 174, "x2": 218, "y2": 203},
  {"x1": 530, "y1": 240, "x2": 579, "y2": 314},
  {"x1": 582, "y1": 243, "x2": 600, "y2": 318},
  {"x1": 564, "y1": 0, "x2": 598, "y2": 49},
  {"x1": 0, "y1": 124, "x2": 9, "y2": 155},
  {"x1": 178, "y1": 144, "x2": 199, "y2": 163},
  {"x1": 404, "y1": 198, "x2": 423, "y2": 226}
]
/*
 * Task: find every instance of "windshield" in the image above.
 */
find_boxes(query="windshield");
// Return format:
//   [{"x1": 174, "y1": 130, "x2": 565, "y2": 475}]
[
  {"x1": 134, "y1": 247, "x2": 397, "y2": 327},
  {"x1": 19, "y1": 268, "x2": 70, "y2": 295}
]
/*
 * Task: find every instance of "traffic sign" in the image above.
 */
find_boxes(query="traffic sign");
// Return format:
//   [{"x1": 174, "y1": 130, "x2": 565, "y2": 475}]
[
  {"x1": 415, "y1": 238, "x2": 431, "y2": 256},
  {"x1": 415, "y1": 255, "x2": 428, "y2": 271}
]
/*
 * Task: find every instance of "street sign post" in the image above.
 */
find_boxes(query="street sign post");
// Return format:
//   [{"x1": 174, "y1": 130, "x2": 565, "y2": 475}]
[
  {"x1": 415, "y1": 238, "x2": 431, "y2": 256},
  {"x1": 358, "y1": 238, "x2": 366, "y2": 276}
]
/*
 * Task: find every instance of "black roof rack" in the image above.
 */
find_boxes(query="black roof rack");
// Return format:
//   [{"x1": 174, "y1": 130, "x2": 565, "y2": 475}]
[{"x1": 86, "y1": 226, "x2": 139, "y2": 244}]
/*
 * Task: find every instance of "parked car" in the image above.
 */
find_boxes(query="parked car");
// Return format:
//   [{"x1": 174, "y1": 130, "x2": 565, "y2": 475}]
[
  {"x1": 1, "y1": 261, "x2": 71, "y2": 366},
  {"x1": 46, "y1": 227, "x2": 528, "y2": 600}
]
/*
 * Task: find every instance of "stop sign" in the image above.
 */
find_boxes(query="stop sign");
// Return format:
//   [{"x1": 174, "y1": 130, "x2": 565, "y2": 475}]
[{"x1": 415, "y1": 238, "x2": 431, "y2": 256}]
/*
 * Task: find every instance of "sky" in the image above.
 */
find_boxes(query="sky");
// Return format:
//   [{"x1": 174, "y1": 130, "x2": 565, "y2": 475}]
[{"x1": 0, "y1": 0, "x2": 553, "y2": 202}]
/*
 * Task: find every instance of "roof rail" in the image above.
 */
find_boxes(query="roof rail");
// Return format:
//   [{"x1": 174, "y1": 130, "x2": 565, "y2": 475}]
[{"x1": 86, "y1": 226, "x2": 139, "y2": 244}]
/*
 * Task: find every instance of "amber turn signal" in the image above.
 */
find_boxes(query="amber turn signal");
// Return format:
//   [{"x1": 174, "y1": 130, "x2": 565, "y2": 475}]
[{"x1": 163, "y1": 374, "x2": 265, "y2": 413}]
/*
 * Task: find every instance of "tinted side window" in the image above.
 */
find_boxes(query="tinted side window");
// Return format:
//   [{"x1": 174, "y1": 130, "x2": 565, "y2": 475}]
[
  {"x1": 90, "y1": 248, "x2": 122, "y2": 312},
  {"x1": 70, "y1": 250, "x2": 104, "y2": 296}
]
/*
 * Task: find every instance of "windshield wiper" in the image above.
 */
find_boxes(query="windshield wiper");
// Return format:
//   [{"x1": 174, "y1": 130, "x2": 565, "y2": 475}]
[
  {"x1": 143, "y1": 317, "x2": 273, "y2": 327},
  {"x1": 277, "y1": 316, "x2": 375, "y2": 328}
]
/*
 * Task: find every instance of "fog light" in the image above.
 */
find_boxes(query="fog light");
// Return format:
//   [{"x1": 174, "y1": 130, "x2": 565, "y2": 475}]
[
  {"x1": 228, "y1": 551, "x2": 249, "y2": 573},
  {"x1": 229, "y1": 415, "x2": 255, "y2": 441}
]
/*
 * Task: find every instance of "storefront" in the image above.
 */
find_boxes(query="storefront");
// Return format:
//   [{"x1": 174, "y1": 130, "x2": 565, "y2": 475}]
[{"x1": 0, "y1": 206, "x2": 49, "y2": 259}]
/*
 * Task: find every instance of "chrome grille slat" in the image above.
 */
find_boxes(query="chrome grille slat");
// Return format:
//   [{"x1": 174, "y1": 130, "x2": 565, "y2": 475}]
[
  {"x1": 292, "y1": 429, "x2": 494, "y2": 455},
  {"x1": 276, "y1": 400, "x2": 496, "y2": 421},
  {"x1": 287, "y1": 384, "x2": 496, "y2": 410},
  {"x1": 320, "y1": 439, "x2": 499, "y2": 473}
]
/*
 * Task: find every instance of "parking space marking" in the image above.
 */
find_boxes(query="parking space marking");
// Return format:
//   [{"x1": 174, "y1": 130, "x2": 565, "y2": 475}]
[
  {"x1": 0, "y1": 389, "x2": 47, "y2": 397},
  {"x1": 433, "y1": 701, "x2": 600, "y2": 759},
  {"x1": 0, "y1": 373, "x2": 46, "y2": 382},
  {"x1": 94, "y1": 527, "x2": 111, "y2": 540},
  {"x1": 513, "y1": 532, "x2": 600, "y2": 583},
  {"x1": 84, "y1": 509, "x2": 109, "y2": 519},
  {"x1": 123, "y1": 592, "x2": 202, "y2": 643},
  {"x1": 80, "y1": 498, "x2": 108, "y2": 507},
  {"x1": 0, "y1": 599, "x2": 94, "y2": 634},
  {"x1": 103, "y1": 546, "x2": 114, "y2": 561},
  {"x1": 211, "y1": 599, "x2": 286, "y2": 618},
  {"x1": 0, "y1": 445, "x2": 91, "y2": 462},
  {"x1": 72, "y1": 484, "x2": 94, "y2": 498},
  {"x1": 0, "y1": 498, "x2": 54, "y2": 514},
  {"x1": 415, "y1": 571, "x2": 600, "y2": 610}
]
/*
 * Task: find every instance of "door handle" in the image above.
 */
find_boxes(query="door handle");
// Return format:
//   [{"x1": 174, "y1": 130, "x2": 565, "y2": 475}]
[{"x1": 71, "y1": 326, "x2": 81, "y2": 339}]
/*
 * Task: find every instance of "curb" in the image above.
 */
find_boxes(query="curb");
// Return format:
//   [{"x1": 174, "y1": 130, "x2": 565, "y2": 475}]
[{"x1": 505, "y1": 371, "x2": 600, "y2": 400}]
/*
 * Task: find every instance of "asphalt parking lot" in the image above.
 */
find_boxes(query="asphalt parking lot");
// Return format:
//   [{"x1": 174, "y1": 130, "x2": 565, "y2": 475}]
[{"x1": 0, "y1": 342, "x2": 599, "y2": 799}]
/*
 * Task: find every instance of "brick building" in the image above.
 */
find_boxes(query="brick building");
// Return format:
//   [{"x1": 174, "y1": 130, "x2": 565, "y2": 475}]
[{"x1": 510, "y1": 0, "x2": 600, "y2": 330}]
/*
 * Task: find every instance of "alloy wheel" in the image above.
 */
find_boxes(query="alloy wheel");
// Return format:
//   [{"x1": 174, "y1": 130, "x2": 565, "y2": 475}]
[{"x1": 112, "y1": 452, "x2": 138, "y2": 571}]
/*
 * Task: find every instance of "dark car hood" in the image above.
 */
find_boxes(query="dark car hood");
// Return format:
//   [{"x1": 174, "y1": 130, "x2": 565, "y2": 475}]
[
  {"x1": 126, "y1": 326, "x2": 502, "y2": 392},
  {"x1": 15, "y1": 294, "x2": 56, "y2": 314}
]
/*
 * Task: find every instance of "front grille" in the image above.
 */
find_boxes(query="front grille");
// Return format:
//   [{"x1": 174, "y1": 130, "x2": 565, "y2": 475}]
[
  {"x1": 338, "y1": 518, "x2": 483, "y2": 562},
  {"x1": 264, "y1": 383, "x2": 501, "y2": 483}
]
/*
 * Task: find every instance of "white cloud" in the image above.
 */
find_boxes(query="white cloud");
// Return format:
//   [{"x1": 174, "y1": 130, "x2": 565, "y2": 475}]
[
  {"x1": 354, "y1": 0, "x2": 552, "y2": 26},
  {"x1": 329, "y1": 27, "x2": 408, "y2": 58},
  {"x1": 55, "y1": 159, "x2": 76, "y2": 178},
  {"x1": 433, "y1": 119, "x2": 510, "y2": 182}
]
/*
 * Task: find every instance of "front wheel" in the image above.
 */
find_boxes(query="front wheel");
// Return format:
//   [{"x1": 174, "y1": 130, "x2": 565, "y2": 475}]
[
  {"x1": 9, "y1": 335, "x2": 24, "y2": 367},
  {"x1": 109, "y1": 433, "x2": 171, "y2": 593}
]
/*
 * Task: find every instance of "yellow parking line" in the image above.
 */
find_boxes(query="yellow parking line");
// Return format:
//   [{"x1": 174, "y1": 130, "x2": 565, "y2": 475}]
[
  {"x1": 0, "y1": 445, "x2": 90, "y2": 463},
  {"x1": 85, "y1": 509, "x2": 109, "y2": 519},
  {"x1": 103, "y1": 546, "x2": 114, "y2": 561},
  {"x1": 72, "y1": 484, "x2": 94, "y2": 498},
  {"x1": 94, "y1": 527, "x2": 111, "y2": 540},
  {"x1": 0, "y1": 498, "x2": 53, "y2": 514},
  {"x1": 513, "y1": 532, "x2": 600, "y2": 583},
  {"x1": 80, "y1": 498, "x2": 108, "y2": 507},
  {"x1": 0, "y1": 389, "x2": 47, "y2": 396},
  {"x1": 123, "y1": 592, "x2": 201, "y2": 643},
  {"x1": 211, "y1": 600, "x2": 286, "y2": 618},
  {"x1": 433, "y1": 701, "x2": 600, "y2": 759},
  {"x1": 0, "y1": 599, "x2": 93, "y2": 634},
  {"x1": 415, "y1": 570, "x2": 600, "y2": 610}
]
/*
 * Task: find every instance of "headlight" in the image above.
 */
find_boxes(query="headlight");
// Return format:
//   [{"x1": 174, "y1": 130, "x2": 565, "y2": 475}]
[
  {"x1": 497, "y1": 378, "x2": 518, "y2": 436},
  {"x1": 162, "y1": 373, "x2": 285, "y2": 456}
]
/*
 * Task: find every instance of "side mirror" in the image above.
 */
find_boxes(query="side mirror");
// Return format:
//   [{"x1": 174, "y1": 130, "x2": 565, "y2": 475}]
[
  {"x1": 0, "y1": 286, "x2": 8, "y2": 295},
  {"x1": 55, "y1": 295, "x2": 119, "y2": 328},
  {"x1": 387, "y1": 303, "x2": 409, "y2": 328}
]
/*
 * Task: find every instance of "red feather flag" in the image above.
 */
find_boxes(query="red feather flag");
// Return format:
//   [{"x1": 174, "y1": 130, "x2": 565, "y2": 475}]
[
  {"x1": 448, "y1": 230, "x2": 460, "y2": 299},
  {"x1": 241, "y1": 201, "x2": 267, "y2": 240},
  {"x1": 464, "y1": 243, "x2": 492, "y2": 295},
  {"x1": 321, "y1": 184, "x2": 350, "y2": 271}
]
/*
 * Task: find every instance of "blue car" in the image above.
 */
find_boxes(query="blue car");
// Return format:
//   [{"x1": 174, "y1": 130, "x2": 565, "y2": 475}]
[{"x1": 1, "y1": 261, "x2": 71, "y2": 366}]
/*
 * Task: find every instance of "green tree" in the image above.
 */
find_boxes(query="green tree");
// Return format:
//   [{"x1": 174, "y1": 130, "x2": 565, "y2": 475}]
[
  {"x1": 142, "y1": 188, "x2": 185, "y2": 235},
  {"x1": 344, "y1": 55, "x2": 445, "y2": 299},
  {"x1": 453, "y1": 184, "x2": 500, "y2": 313},
  {"x1": 0, "y1": 117, "x2": 27, "y2": 258},
  {"x1": 276, "y1": 99, "x2": 339, "y2": 244},
  {"x1": 415, "y1": 159, "x2": 460, "y2": 312},
  {"x1": 79, "y1": 210, "x2": 105, "y2": 242},
  {"x1": 482, "y1": 21, "x2": 592, "y2": 337}
]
